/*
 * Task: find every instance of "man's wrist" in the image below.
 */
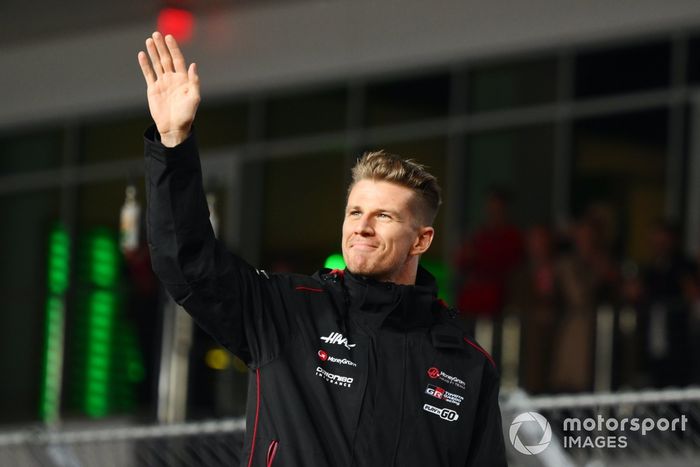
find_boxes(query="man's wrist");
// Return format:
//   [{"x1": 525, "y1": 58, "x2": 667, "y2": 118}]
[{"x1": 159, "y1": 129, "x2": 190, "y2": 148}]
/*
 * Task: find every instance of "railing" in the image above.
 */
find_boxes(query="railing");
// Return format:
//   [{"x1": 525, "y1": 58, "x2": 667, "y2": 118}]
[
  {"x1": 502, "y1": 387, "x2": 700, "y2": 467},
  {"x1": 2, "y1": 388, "x2": 699, "y2": 466},
  {"x1": 0, "y1": 419, "x2": 245, "y2": 467}
]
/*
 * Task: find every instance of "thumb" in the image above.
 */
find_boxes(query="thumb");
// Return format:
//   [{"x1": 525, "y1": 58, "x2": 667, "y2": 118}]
[{"x1": 188, "y1": 63, "x2": 199, "y2": 83}]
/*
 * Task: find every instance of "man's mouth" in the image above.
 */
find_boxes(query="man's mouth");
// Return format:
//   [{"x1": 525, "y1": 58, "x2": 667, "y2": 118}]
[{"x1": 350, "y1": 243, "x2": 379, "y2": 252}]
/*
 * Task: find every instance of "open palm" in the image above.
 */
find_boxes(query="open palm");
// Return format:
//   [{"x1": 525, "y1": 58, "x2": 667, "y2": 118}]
[{"x1": 138, "y1": 32, "x2": 200, "y2": 147}]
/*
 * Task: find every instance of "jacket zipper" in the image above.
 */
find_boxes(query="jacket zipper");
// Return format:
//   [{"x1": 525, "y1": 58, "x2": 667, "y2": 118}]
[
  {"x1": 390, "y1": 333, "x2": 408, "y2": 466},
  {"x1": 266, "y1": 440, "x2": 279, "y2": 467}
]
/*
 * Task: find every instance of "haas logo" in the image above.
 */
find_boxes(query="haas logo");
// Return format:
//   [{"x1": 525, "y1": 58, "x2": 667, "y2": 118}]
[{"x1": 320, "y1": 332, "x2": 356, "y2": 349}]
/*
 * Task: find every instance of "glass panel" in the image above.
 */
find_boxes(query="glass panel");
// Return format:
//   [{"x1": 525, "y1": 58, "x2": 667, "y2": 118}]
[
  {"x1": 468, "y1": 57, "x2": 558, "y2": 113},
  {"x1": 0, "y1": 128, "x2": 63, "y2": 175},
  {"x1": 0, "y1": 189, "x2": 60, "y2": 424},
  {"x1": 82, "y1": 115, "x2": 152, "y2": 163},
  {"x1": 572, "y1": 109, "x2": 668, "y2": 261},
  {"x1": 463, "y1": 125, "x2": 555, "y2": 231},
  {"x1": 265, "y1": 86, "x2": 347, "y2": 139},
  {"x1": 574, "y1": 41, "x2": 671, "y2": 98},
  {"x1": 686, "y1": 35, "x2": 700, "y2": 84},
  {"x1": 193, "y1": 102, "x2": 248, "y2": 150},
  {"x1": 261, "y1": 151, "x2": 346, "y2": 274},
  {"x1": 365, "y1": 73, "x2": 450, "y2": 126}
]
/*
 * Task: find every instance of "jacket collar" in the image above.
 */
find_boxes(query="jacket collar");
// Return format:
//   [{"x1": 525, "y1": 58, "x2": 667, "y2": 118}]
[{"x1": 343, "y1": 266, "x2": 438, "y2": 330}]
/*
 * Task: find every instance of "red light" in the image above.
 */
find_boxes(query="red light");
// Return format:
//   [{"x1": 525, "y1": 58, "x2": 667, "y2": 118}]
[{"x1": 157, "y1": 8, "x2": 195, "y2": 43}]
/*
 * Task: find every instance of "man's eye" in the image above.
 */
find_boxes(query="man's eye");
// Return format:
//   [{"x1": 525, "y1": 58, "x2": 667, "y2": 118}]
[
  {"x1": 349, "y1": 210, "x2": 361, "y2": 217},
  {"x1": 377, "y1": 213, "x2": 391, "y2": 219}
]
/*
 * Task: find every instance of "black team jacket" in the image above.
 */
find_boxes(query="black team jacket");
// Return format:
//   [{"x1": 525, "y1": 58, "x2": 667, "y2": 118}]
[{"x1": 144, "y1": 126, "x2": 508, "y2": 467}]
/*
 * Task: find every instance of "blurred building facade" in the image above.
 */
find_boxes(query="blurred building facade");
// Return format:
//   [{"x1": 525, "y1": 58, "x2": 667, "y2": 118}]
[{"x1": 3, "y1": 0, "x2": 700, "y2": 426}]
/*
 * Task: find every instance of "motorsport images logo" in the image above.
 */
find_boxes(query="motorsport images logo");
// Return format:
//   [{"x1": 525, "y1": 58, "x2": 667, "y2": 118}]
[
  {"x1": 509, "y1": 412, "x2": 552, "y2": 455},
  {"x1": 509, "y1": 411, "x2": 689, "y2": 455}
]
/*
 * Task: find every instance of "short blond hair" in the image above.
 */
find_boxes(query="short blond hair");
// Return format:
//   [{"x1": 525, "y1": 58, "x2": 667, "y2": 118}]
[{"x1": 349, "y1": 150, "x2": 442, "y2": 225}]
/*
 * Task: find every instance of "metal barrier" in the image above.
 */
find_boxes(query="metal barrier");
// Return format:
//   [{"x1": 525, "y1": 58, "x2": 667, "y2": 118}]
[
  {"x1": 502, "y1": 387, "x2": 700, "y2": 467},
  {"x1": 1, "y1": 388, "x2": 699, "y2": 467},
  {"x1": 0, "y1": 419, "x2": 245, "y2": 467}
]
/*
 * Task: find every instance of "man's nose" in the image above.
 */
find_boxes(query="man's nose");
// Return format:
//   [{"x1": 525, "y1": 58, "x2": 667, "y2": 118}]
[{"x1": 355, "y1": 215, "x2": 374, "y2": 235}]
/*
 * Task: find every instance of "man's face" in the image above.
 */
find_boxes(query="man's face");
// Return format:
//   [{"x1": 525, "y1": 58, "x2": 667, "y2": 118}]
[{"x1": 342, "y1": 179, "x2": 431, "y2": 283}]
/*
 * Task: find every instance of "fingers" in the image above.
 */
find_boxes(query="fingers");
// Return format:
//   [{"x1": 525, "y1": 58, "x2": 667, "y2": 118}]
[
  {"x1": 140, "y1": 32, "x2": 192, "y2": 85},
  {"x1": 137, "y1": 51, "x2": 156, "y2": 86},
  {"x1": 188, "y1": 63, "x2": 199, "y2": 85},
  {"x1": 152, "y1": 32, "x2": 175, "y2": 74},
  {"x1": 145, "y1": 37, "x2": 164, "y2": 78},
  {"x1": 165, "y1": 35, "x2": 187, "y2": 73}
]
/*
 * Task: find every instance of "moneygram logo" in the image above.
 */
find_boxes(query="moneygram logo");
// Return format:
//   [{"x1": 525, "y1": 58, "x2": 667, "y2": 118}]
[
  {"x1": 426, "y1": 367, "x2": 466, "y2": 389},
  {"x1": 317, "y1": 349, "x2": 357, "y2": 367},
  {"x1": 509, "y1": 412, "x2": 552, "y2": 455}
]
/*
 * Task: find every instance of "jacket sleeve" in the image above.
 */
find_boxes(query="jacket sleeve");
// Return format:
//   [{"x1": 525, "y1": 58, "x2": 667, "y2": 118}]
[
  {"x1": 144, "y1": 125, "x2": 294, "y2": 368},
  {"x1": 465, "y1": 364, "x2": 508, "y2": 466}
]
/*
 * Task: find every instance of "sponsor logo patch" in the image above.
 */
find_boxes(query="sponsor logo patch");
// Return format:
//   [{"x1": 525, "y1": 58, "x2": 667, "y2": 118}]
[
  {"x1": 320, "y1": 332, "x2": 356, "y2": 349},
  {"x1": 425, "y1": 384, "x2": 464, "y2": 406},
  {"x1": 426, "y1": 367, "x2": 466, "y2": 390},
  {"x1": 316, "y1": 366, "x2": 354, "y2": 388},
  {"x1": 423, "y1": 404, "x2": 459, "y2": 422},
  {"x1": 317, "y1": 349, "x2": 357, "y2": 367}
]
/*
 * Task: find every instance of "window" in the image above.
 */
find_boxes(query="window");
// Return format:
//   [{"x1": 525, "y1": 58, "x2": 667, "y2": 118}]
[
  {"x1": 265, "y1": 86, "x2": 347, "y2": 139},
  {"x1": 574, "y1": 41, "x2": 671, "y2": 98},
  {"x1": 0, "y1": 129, "x2": 63, "y2": 175},
  {"x1": 468, "y1": 57, "x2": 558, "y2": 113},
  {"x1": 366, "y1": 73, "x2": 450, "y2": 126},
  {"x1": 572, "y1": 109, "x2": 668, "y2": 260},
  {"x1": 463, "y1": 125, "x2": 555, "y2": 231}
]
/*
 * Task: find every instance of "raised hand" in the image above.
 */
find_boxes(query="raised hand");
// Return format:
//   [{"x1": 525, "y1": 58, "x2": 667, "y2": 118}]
[{"x1": 137, "y1": 32, "x2": 200, "y2": 147}]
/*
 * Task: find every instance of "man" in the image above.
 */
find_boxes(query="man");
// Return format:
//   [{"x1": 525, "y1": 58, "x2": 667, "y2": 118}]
[{"x1": 138, "y1": 31, "x2": 507, "y2": 467}]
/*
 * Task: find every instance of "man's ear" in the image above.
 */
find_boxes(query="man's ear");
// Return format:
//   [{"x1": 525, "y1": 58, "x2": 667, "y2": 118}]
[{"x1": 410, "y1": 226, "x2": 434, "y2": 256}]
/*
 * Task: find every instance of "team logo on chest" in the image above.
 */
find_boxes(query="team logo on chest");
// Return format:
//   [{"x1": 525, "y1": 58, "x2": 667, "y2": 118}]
[
  {"x1": 427, "y1": 367, "x2": 466, "y2": 390},
  {"x1": 320, "y1": 331, "x2": 356, "y2": 349}
]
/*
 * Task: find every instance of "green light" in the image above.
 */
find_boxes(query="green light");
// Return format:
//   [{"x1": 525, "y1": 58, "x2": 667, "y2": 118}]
[
  {"x1": 47, "y1": 227, "x2": 70, "y2": 294},
  {"x1": 41, "y1": 224, "x2": 71, "y2": 423},
  {"x1": 88, "y1": 232, "x2": 119, "y2": 287},
  {"x1": 420, "y1": 259, "x2": 451, "y2": 302},
  {"x1": 84, "y1": 290, "x2": 116, "y2": 418},
  {"x1": 324, "y1": 253, "x2": 345, "y2": 270},
  {"x1": 68, "y1": 227, "x2": 146, "y2": 417}
]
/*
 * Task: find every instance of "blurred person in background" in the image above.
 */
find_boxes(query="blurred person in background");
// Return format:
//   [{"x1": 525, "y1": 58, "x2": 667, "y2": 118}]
[
  {"x1": 641, "y1": 220, "x2": 695, "y2": 387},
  {"x1": 550, "y1": 216, "x2": 619, "y2": 392},
  {"x1": 507, "y1": 224, "x2": 559, "y2": 394},
  {"x1": 456, "y1": 187, "x2": 524, "y2": 318},
  {"x1": 685, "y1": 244, "x2": 700, "y2": 385},
  {"x1": 137, "y1": 32, "x2": 506, "y2": 466}
]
